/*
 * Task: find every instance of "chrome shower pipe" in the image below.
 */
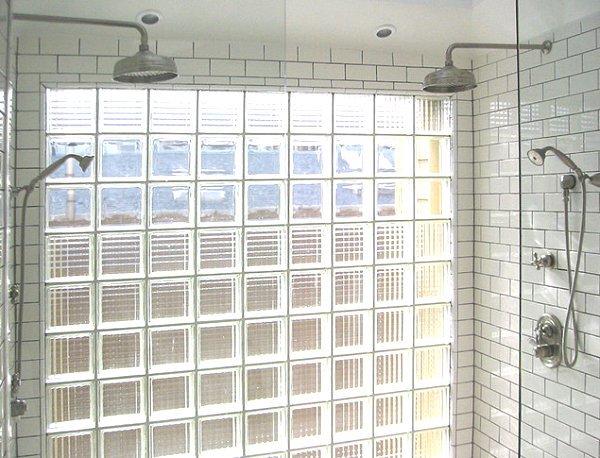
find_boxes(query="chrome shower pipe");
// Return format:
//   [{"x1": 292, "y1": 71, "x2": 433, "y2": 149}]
[{"x1": 443, "y1": 40, "x2": 552, "y2": 66}]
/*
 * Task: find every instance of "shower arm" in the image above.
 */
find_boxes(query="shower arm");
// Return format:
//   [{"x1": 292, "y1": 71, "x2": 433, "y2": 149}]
[
  {"x1": 444, "y1": 40, "x2": 552, "y2": 66},
  {"x1": 13, "y1": 13, "x2": 150, "y2": 51}
]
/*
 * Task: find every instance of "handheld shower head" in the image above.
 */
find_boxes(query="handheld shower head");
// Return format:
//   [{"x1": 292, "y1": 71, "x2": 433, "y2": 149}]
[
  {"x1": 25, "y1": 154, "x2": 94, "y2": 191},
  {"x1": 527, "y1": 148, "x2": 545, "y2": 166},
  {"x1": 527, "y1": 147, "x2": 584, "y2": 180}
]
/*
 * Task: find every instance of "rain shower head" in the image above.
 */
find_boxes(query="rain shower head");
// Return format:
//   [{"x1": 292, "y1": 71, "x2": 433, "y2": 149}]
[
  {"x1": 527, "y1": 147, "x2": 584, "y2": 180},
  {"x1": 14, "y1": 13, "x2": 178, "y2": 83}
]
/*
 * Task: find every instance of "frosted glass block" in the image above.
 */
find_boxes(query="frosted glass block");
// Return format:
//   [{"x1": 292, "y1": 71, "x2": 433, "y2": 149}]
[
  {"x1": 375, "y1": 350, "x2": 412, "y2": 393},
  {"x1": 152, "y1": 374, "x2": 193, "y2": 418},
  {"x1": 291, "y1": 359, "x2": 329, "y2": 402},
  {"x1": 375, "y1": 393, "x2": 412, "y2": 435},
  {"x1": 46, "y1": 136, "x2": 94, "y2": 181},
  {"x1": 150, "y1": 279, "x2": 192, "y2": 322},
  {"x1": 99, "y1": 136, "x2": 145, "y2": 179},
  {"x1": 333, "y1": 398, "x2": 370, "y2": 441},
  {"x1": 150, "y1": 327, "x2": 192, "y2": 371},
  {"x1": 98, "y1": 233, "x2": 143, "y2": 277},
  {"x1": 48, "y1": 383, "x2": 92, "y2": 429},
  {"x1": 334, "y1": 180, "x2": 372, "y2": 220},
  {"x1": 245, "y1": 92, "x2": 288, "y2": 133},
  {"x1": 245, "y1": 227, "x2": 286, "y2": 270},
  {"x1": 414, "y1": 387, "x2": 449, "y2": 430},
  {"x1": 198, "y1": 323, "x2": 239, "y2": 367},
  {"x1": 198, "y1": 182, "x2": 239, "y2": 224},
  {"x1": 245, "y1": 364, "x2": 285, "y2": 408},
  {"x1": 415, "y1": 179, "x2": 450, "y2": 218},
  {"x1": 292, "y1": 447, "x2": 330, "y2": 458},
  {"x1": 415, "y1": 97, "x2": 452, "y2": 134},
  {"x1": 198, "y1": 229, "x2": 240, "y2": 271},
  {"x1": 375, "y1": 434, "x2": 411, "y2": 458},
  {"x1": 99, "y1": 89, "x2": 147, "y2": 133},
  {"x1": 100, "y1": 331, "x2": 142, "y2": 375},
  {"x1": 151, "y1": 136, "x2": 193, "y2": 178},
  {"x1": 245, "y1": 409, "x2": 285, "y2": 452},
  {"x1": 413, "y1": 428, "x2": 449, "y2": 458},
  {"x1": 291, "y1": 316, "x2": 328, "y2": 357},
  {"x1": 415, "y1": 263, "x2": 450, "y2": 303},
  {"x1": 200, "y1": 415, "x2": 240, "y2": 453},
  {"x1": 291, "y1": 404, "x2": 329, "y2": 447},
  {"x1": 47, "y1": 285, "x2": 91, "y2": 329},
  {"x1": 334, "y1": 268, "x2": 370, "y2": 309},
  {"x1": 99, "y1": 282, "x2": 142, "y2": 326},
  {"x1": 376, "y1": 180, "x2": 413, "y2": 220},
  {"x1": 198, "y1": 275, "x2": 239, "y2": 318},
  {"x1": 375, "y1": 222, "x2": 413, "y2": 263},
  {"x1": 290, "y1": 92, "x2": 332, "y2": 133},
  {"x1": 246, "y1": 182, "x2": 286, "y2": 223},
  {"x1": 334, "y1": 224, "x2": 372, "y2": 265},
  {"x1": 100, "y1": 186, "x2": 143, "y2": 227},
  {"x1": 150, "y1": 231, "x2": 192, "y2": 274},
  {"x1": 199, "y1": 135, "x2": 242, "y2": 178},
  {"x1": 414, "y1": 346, "x2": 449, "y2": 388},
  {"x1": 47, "y1": 235, "x2": 91, "y2": 280},
  {"x1": 334, "y1": 312, "x2": 371, "y2": 354},
  {"x1": 150, "y1": 90, "x2": 197, "y2": 133},
  {"x1": 334, "y1": 94, "x2": 373, "y2": 134},
  {"x1": 376, "y1": 265, "x2": 412, "y2": 306},
  {"x1": 151, "y1": 421, "x2": 194, "y2": 457},
  {"x1": 290, "y1": 226, "x2": 329, "y2": 267},
  {"x1": 334, "y1": 136, "x2": 373, "y2": 177},
  {"x1": 415, "y1": 304, "x2": 450, "y2": 346},
  {"x1": 198, "y1": 91, "x2": 243, "y2": 133},
  {"x1": 245, "y1": 273, "x2": 285, "y2": 315},
  {"x1": 47, "y1": 186, "x2": 92, "y2": 229},
  {"x1": 333, "y1": 355, "x2": 371, "y2": 397},
  {"x1": 151, "y1": 185, "x2": 192, "y2": 226},
  {"x1": 415, "y1": 137, "x2": 451, "y2": 176},
  {"x1": 245, "y1": 319, "x2": 285, "y2": 362},
  {"x1": 46, "y1": 89, "x2": 96, "y2": 133},
  {"x1": 101, "y1": 427, "x2": 144, "y2": 458},
  {"x1": 246, "y1": 135, "x2": 287, "y2": 177},
  {"x1": 375, "y1": 136, "x2": 413, "y2": 177},
  {"x1": 100, "y1": 378, "x2": 143, "y2": 425},
  {"x1": 414, "y1": 221, "x2": 450, "y2": 260},
  {"x1": 290, "y1": 135, "x2": 331, "y2": 177},
  {"x1": 333, "y1": 441, "x2": 371, "y2": 458},
  {"x1": 376, "y1": 308, "x2": 413, "y2": 350},
  {"x1": 199, "y1": 370, "x2": 239, "y2": 414},
  {"x1": 291, "y1": 181, "x2": 328, "y2": 221},
  {"x1": 48, "y1": 335, "x2": 91, "y2": 379},
  {"x1": 375, "y1": 95, "x2": 413, "y2": 134},
  {"x1": 48, "y1": 432, "x2": 93, "y2": 458}
]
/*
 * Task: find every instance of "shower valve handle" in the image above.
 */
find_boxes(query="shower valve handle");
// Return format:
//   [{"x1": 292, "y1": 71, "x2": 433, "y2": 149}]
[{"x1": 530, "y1": 252, "x2": 555, "y2": 270}]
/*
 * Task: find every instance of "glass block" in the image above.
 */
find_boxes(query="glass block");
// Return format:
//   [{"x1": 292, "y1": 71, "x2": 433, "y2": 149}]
[
  {"x1": 334, "y1": 94, "x2": 373, "y2": 133},
  {"x1": 199, "y1": 135, "x2": 242, "y2": 178},
  {"x1": 415, "y1": 221, "x2": 450, "y2": 259},
  {"x1": 334, "y1": 268, "x2": 370, "y2": 309},
  {"x1": 47, "y1": 235, "x2": 91, "y2": 280},
  {"x1": 101, "y1": 427, "x2": 144, "y2": 458},
  {"x1": 246, "y1": 182, "x2": 285, "y2": 223},
  {"x1": 46, "y1": 89, "x2": 96, "y2": 133},
  {"x1": 198, "y1": 323, "x2": 239, "y2": 367},
  {"x1": 198, "y1": 275, "x2": 239, "y2": 318},
  {"x1": 375, "y1": 222, "x2": 413, "y2": 263},
  {"x1": 375, "y1": 136, "x2": 413, "y2": 176},
  {"x1": 375, "y1": 393, "x2": 412, "y2": 435},
  {"x1": 48, "y1": 383, "x2": 92, "y2": 429},
  {"x1": 246, "y1": 135, "x2": 287, "y2": 177},
  {"x1": 290, "y1": 270, "x2": 329, "y2": 313},
  {"x1": 334, "y1": 312, "x2": 371, "y2": 354},
  {"x1": 99, "y1": 282, "x2": 142, "y2": 326},
  {"x1": 47, "y1": 187, "x2": 92, "y2": 229},
  {"x1": 100, "y1": 186, "x2": 143, "y2": 227},
  {"x1": 415, "y1": 97, "x2": 452, "y2": 134},
  {"x1": 151, "y1": 136, "x2": 193, "y2": 178},
  {"x1": 290, "y1": 225, "x2": 329, "y2": 267},
  {"x1": 290, "y1": 92, "x2": 332, "y2": 133},
  {"x1": 47, "y1": 284, "x2": 91, "y2": 329},
  {"x1": 245, "y1": 273, "x2": 285, "y2": 315},
  {"x1": 198, "y1": 229, "x2": 240, "y2": 272},
  {"x1": 98, "y1": 233, "x2": 143, "y2": 277},
  {"x1": 150, "y1": 89, "x2": 197, "y2": 133},
  {"x1": 415, "y1": 304, "x2": 450, "y2": 346},
  {"x1": 291, "y1": 181, "x2": 327, "y2": 221},
  {"x1": 292, "y1": 447, "x2": 330, "y2": 458},
  {"x1": 150, "y1": 327, "x2": 192, "y2": 371},
  {"x1": 99, "y1": 89, "x2": 147, "y2": 133},
  {"x1": 245, "y1": 319, "x2": 285, "y2": 362},
  {"x1": 291, "y1": 316, "x2": 328, "y2": 357},
  {"x1": 245, "y1": 92, "x2": 288, "y2": 133},
  {"x1": 375, "y1": 350, "x2": 412, "y2": 393},
  {"x1": 100, "y1": 331, "x2": 143, "y2": 375},
  {"x1": 199, "y1": 369, "x2": 239, "y2": 414},
  {"x1": 245, "y1": 364, "x2": 286, "y2": 408},
  {"x1": 333, "y1": 355, "x2": 371, "y2": 398},
  {"x1": 333, "y1": 441, "x2": 371, "y2": 458},
  {"x1": 291, "y1": 404, "x2": 329, "y2": 447},
  {"x1": 413, "y1": 428, "x2": 449, "y2": 458},
  {"x1": 100, "y1": 136, "x2": 145, "y2": 179},
  {"x1": 290, "y1": 135, "x2": 331, "y2": 177},
  {"x1": 375, "y1": 434, "x2": 411, "y2": 458},
  {"x1": 151, "y1": 421, "x2": 194, "y2": 457},
  {"x1": 375, "y1": 95, "x2": 413, "y2": 134},
  {"x1": 333, "y1": 398, "x2": 370, "y2": 441},
  {"x1": 376, "y1": 180, "x2": 413, "y2": 220},
  {"x1": 151, "y1": 374, "x2": 193, "y2": 419},
  {"x1": 245, "y1": 409, "x2": 285, "y2": 452},
  {"x1": 198, "y1": 183, "x2": 239, "y2": 224},
  {"x1": 414, "y1": 387, "x2": 449, "y2": 430},
  {"x1": 150, "y1": 279, "x2": 192, "y2": 322},
  {"x1": 415, "y1": 179, "x2": 450, "y2": 218},
  {"x1": 334, "y1": 136, "x2": 373, "y2": 176},
  {"x1": 376, "y1": 265, "x2": 412, "y2": 306},
  {"x1": 198, "y1": 91, "x2": 243, "y2": 133},
  {"x1": 100, "y1": 378, "x2": 143, "y2": 425},
  {"x1": 151, "y1": 185, "x2": 192, "y2": 226},
  {"x1": 334, "y1": 181, "x2": 371, "y2": 220},
  {"x1": 47, "y1": 136, "x2": 93, "y2": 180},
  {"x1": 150, "y1": 231, "x2": 192, "y2": 274},
  {"x1": 245, "y1": 227, "x2": 286, "y2": 270},
  {"x1": 48, "y1": 335, "x2": 91, "y2": 379},
  {"x1": 334, "y1": 224, "x2": 372, "y2": 265},
  {"x1": 415, "y1": 262, "x2": 450, "y2": 303},
  {"x1": 200, "y1": 415, "x2": 241, "y2": 454},
  {"x1": 48, "y1": 433, "x2": 93, "y2": 458},
  {"x1": 414, "y1": 346, "x2": 449, "y2": 388},
  {"x1": 415, "y1": 137, "x2": 451, "y2": 176},
  {"x1": 376, "y1": 308, "x2": 413, "y2": 350}
]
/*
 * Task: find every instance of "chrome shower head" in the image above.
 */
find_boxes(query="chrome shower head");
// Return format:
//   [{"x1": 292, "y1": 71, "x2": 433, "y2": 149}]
[
  {"x1": 527, "y1": 147, "x2": 584, "y2": 181},
  {"x1": 527, "y1": 148, "x2": 545, "y2": 166},
  {"x1": 423, "y1": 65, "x2": 477, "y2": 93}
]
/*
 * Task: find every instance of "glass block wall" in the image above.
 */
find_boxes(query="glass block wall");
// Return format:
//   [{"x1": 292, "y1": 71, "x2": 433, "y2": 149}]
[{"x1": 43, "y1": 89, "x2": 452, "y2": 457}]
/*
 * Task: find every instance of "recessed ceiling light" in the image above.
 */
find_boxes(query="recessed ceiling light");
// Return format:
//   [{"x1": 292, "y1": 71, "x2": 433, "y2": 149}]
[
  {"x1": 136, "y1": 10, "x2": 162, "y2": 25},
  {"x1": 375, "y1": 24, "x2": 396, "y2": 39}
]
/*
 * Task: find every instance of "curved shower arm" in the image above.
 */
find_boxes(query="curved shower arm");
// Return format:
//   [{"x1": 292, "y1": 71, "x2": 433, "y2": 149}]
[
  {"x1": 444, "y1": 40, "x2": 552, "y2": 66},
  {"x1": 13, "y1": 13, "x2": 150, "y2": 50}
]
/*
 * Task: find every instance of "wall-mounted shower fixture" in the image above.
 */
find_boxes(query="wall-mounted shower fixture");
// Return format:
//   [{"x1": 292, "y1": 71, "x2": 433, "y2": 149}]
[
  {"x1": 10, "y1": 154, "x2": 94, "y2": 416},
  {"x1": 13, "y1": 13, "x2": 178, "y2": 83},
  {"x1": 530, "y1": 251, "x2": 555, "y2": 270},
  {"x1": 423, "y1": 40, "x2": 552, "y2": 93},
  {"x1": 528, "y1": 314, "x2": 562, "y2": 368}
]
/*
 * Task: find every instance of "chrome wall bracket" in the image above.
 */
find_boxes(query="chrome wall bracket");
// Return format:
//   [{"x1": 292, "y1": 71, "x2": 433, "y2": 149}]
[{"x1": 529, "y1": 314, "x2": 562, "y2": 368}]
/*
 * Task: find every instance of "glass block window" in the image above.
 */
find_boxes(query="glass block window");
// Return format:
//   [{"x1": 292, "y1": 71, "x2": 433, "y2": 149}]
[{"x1": 44, "y1": 88, "x2": 452, "y2": 457}]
